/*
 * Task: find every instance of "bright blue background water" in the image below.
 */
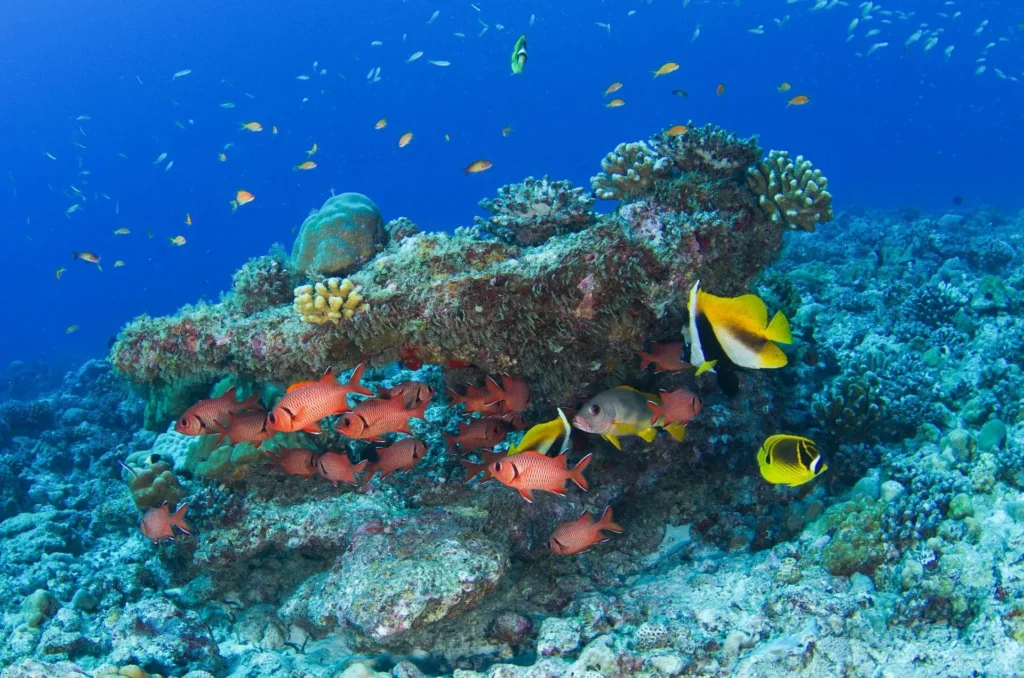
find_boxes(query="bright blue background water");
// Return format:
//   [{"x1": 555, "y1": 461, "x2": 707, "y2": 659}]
[{"x1": 0, "y1": 0, "x2": 1020, "y2": 364}]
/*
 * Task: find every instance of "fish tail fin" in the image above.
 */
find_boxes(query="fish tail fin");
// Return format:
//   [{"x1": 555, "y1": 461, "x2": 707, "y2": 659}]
[
  {"x1": 765, "y1": 311, "x2": 792, "y2": 344},
  {"x1": 346, "y1": 363, "x2": 374, "y2": 396},
  {"x1": 637, "y1": 427, "x2": 658, "y2": 443},
  {"x1": 665, "y1": 421, "x2": 687, "y2": 442},
  {"x1": 353, "y1": 460, "x2": 369, "y2": 481},
  {"x1": 646, "y1": 400, "x2": 663, "y2": 425},
  {"x1": 447, "y1": 387, "x2": 466, "y2": 407},
  {"x1": 597, "y1": 506, "x2": 623, "y2": 533},
  {"x1": 695, "y1": 360, "x2": 718, "y2": 376},
  {"x1": 360, "y1": 463, "x2": 378, "y2": 486},
  {"x1": 240, "y1": 392, "x2": 264, "y2": 412},
  {"x1": 637, "y1": 350, "x2": 653, "y2": 370},
  {"x1": 171, "y1": 503, "x2": 191, "y2": 533},
  {"x1": 459, "y1": 459, "x2": 483, "y2": 483},
  {"x1": 443, "y1": 433, "x2": 457, "y2": 454},
  {"x1": 485, "y1": 376, "x2": 505, "y2": 407},
  {"x1": 569, "y1": 453, "x2": 593, "y2": 491}
]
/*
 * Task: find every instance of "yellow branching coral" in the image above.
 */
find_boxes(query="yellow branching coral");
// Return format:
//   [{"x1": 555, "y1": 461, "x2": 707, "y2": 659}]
[
  {"x1": 746, "y1": 150, "x2": 833, "y2": 232},
  {"x1": 294, "y1": 277, "x2": 370, "y2": 324}
]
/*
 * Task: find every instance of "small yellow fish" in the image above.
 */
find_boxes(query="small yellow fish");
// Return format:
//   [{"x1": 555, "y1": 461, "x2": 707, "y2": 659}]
[
  {"x1": 306, "y1": 143, "x2": 318, "y2": 156},
  {"x1": 653, "y1": 62, "x2": 679, "y2": 78},
  {"x1": 604, "y1": 82, "x2": 623, "y2": 95},
  {"x1": 778, "y1": 82, "x2": 792, "y2": 92},
  {"x1": 509, "y1": 409, "x2": 572, "y2": 455},
  {"x1": 55, "y1": 267, "x2": 66, "y2": 280},
  {"x1": 295, "y1": 161, "x2": 317, "y2": 171},
  {"x1": 169, "y1": 235, "x2": 186, "y2": 246},
  {"x1": 185, "y1": 213, "x2": 192, "y2": 226},
  {"x1": 464, "y1": 159, "x2": 493, "y2": 174},
  {"x1": 240, "y1": 122, "x2": 263, "y2": 132},
  {"x1": 605, "y1": 98, "x2": 626, "y2": 108},
  {"x1": 398, "y1": 131, "x2": 414, "y2": 147},
  {"x1": 757, "y1": 435, "x2": 826, "y2": 487},
  {"x1": 114, "y1": 260, "x2": 125, "y2": 268},
  {"x1": 113, "y1": 228, "x2": 130, "y2": 235},
  {"x1": 66, "y1": 325, "x2": 80, "y2": 334},
  {"x1": 666, "y1": 125, "x2": 689, "y2": 136},
  {"x1": 272, "y1": 125, "x2": 279, "y2": 135},
  {"x1": 375, "y1": 118, "x2": 387, "y2": 130},
  {"x1": 218, "y1": 153, "x2": 227, "y2": 162},
  {"x1": 236, "y1": 190, "x2": 255, "y2": 205},
  {"x1": 787, "y1": 95, "x2": 810, "y2": 106}
]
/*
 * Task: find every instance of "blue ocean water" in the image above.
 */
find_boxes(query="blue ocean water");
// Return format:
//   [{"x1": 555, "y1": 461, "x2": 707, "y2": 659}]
[{"x1": 0, "y1": 0, "x2": 1020, "y2": 364}]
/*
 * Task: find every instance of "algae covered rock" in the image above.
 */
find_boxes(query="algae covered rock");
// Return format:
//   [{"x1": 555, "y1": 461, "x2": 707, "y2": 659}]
[
  {"x1": 281, "y1": 507, "x2": 506, "y2": 644},
  {"x1": 290, "y1": 193, "x2": 387, "y2": 276},
  {"x1": 108, "y1": 597, "x2": 223, "y2": 674}
]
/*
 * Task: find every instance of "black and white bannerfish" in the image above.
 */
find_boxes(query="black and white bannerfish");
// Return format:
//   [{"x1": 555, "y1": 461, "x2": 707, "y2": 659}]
[{"x1": 684, "y1": 280, "x2": 793, "y2": 396}]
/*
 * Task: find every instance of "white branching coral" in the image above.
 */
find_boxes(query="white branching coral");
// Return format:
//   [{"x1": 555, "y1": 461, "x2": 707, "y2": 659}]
[
  {"x1": 590, "y1": 141, "x2": 673, "y2": 201},
  {"x1": 746, "y1": 150, "x2": 833, "y2": 232},
  {"x1": 293, "y1": 277, "x2": 369, "y2": 324}
]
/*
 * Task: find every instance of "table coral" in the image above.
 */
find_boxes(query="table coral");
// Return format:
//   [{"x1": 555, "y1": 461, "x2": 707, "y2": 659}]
[
  {"x1": 293, "y1": 277, "x2": 369, "y2": 324},
  {"x1": 746, "y1": 150, "x2": 833, "y2": 232},
  {"x1": 475, "y1": 175, "x2": 596, "y2": 246}
]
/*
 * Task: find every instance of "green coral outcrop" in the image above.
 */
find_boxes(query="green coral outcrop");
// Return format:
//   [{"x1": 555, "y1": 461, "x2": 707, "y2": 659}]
[
  {"x1": 746, "y1": 150, "x2": 833, "y2": 232},
  {"x1": 822, "y1": 497, "x2": 891, "y2": 577},
  {"x1": 291, "y1": 193, "x2": 387, "y2": 276}
]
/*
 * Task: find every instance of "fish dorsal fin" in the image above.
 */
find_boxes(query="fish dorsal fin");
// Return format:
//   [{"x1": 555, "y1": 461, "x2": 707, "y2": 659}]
[
  {"x1": 766, "y1": 311, "x2": 792, "y2": 344},
  {"x1": 320, "y1": 367, "x2": 341, "y2": 387},
  {"x1": 286, "y1": 380, "x2": 317, "y2": 393},
  {"x1": 615, "y1": 384, "x2": 660, "y2": 402},
  {"x1": 221, "y1": 386, "x2": 238, "y2": 400},
  {"x1": 698, "y1": 290, "x2": 769, "y2": 331}
]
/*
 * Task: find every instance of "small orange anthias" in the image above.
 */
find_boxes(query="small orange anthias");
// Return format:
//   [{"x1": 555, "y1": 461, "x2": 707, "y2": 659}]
[
  {"x1": 268, "y1": 447, "x2": 317, "y2": 479},
  {"x1": 460, "y1": 449, "x2": 508, "y2": 483},
  {"x1": 175, "y1": 387, "x2": 263, "y2": 436},
  {"x1": 443, "y1": 417, "x2": 509, "y2": 452},
  {"x1": 549, "y1": 506, "x2": 623, "y2": 555},
  {"x1": 365, "y1": 438, "x2": 427, "y2": 482},
  {"x1": 336, "y1": 396, "x2": 430, "y2": 441},
  {"x1": 267, "y1": 365, "x2": 374, "y2": 434},
  {"x1": 647, "y1": 388, "x2": 703, "y2": 426},
  {"x1": 316, "y1": 451, "x2": 368, "y2": 487},
  {"x1": 140, "y1": 502, "x2": 190, "y2": 543},
  {"x1": 488, "y1": 450, "x2": 592, "y2": 502},
  {"x1": 378, "y1": 381, "x2": 435, "y2": 409},
  {"x1": 637, "y1": 341, "x2": 692, "y2": 373},
  {"x1": 214, "y1": 411, "x2": 274, "y2": 448}
]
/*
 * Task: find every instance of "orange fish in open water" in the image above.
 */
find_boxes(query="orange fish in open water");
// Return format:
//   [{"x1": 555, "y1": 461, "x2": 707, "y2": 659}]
[
  {"x1": 464, "y1": 159, "x2": 493, "y2": 174},
  {"x1": 269, "y1": 447, "x2": 317, "y2": 479},
  {"x1": 443, "y1": 417, "x2": 509, "y2": 453},
  {"x1": 787, "y1": 95, "x2": 810, "y2": 106},
  {"x1": 398, "y1": 132, "x2": 414, "y2": 147},
  {"x1": 637, "y1": 341, "x2": 691, "y2": 373},
  {"x1": 316, "y1": 450, "x2": 369, "y2": 486},
  {"x1": 268, "y1": 365, "x2": 373, "y2": 434},
  {"x1": 175, "y1": 387, "x2": 263, "y2": 436},
  {"x1": 716, "y1": 83, "x2": 725, "y2": 96},
  {"x1": 140, "y1": 502, "x2": 190, "y2": 543},
  {"x1": 549, "y1": 506, "x2": 623, "y2": 555},
  {"x1": 489, "y1": 450, "x2": 592, "y2": 502},
  {"x1": 365, "y1": 438, "x2": 427, "y2": 481}
]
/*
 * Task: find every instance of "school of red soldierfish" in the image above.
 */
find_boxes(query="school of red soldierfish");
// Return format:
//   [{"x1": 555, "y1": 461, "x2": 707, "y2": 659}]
[{"x1": 146, "y1": 343, "x2": 705, "y2": 555}]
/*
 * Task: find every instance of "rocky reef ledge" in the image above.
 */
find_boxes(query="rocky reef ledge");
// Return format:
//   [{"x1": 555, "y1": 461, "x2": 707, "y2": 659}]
[{"x1": 109, "y1": 123, "x2": 831, "y2": 422}]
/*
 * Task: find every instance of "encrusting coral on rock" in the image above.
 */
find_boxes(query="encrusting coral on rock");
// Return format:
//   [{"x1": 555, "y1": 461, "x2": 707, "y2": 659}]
[
  {"x1": 475, "y1": 175, "x2": 596, "y2": 246},
  {"x1": 293, "y1": 277, "x2": 370, "y2": 325},
  {"x1": 746, "y1": 149, "x2": 834, "y2": 232},
  {"x1": 590, "y1": 140, "x2": 673, "y2": 201}
]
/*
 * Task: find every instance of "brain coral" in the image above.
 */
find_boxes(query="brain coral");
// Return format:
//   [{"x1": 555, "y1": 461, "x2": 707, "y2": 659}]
[{"x1": 290, "y1": 193, "x2": 387, "y2": 276}]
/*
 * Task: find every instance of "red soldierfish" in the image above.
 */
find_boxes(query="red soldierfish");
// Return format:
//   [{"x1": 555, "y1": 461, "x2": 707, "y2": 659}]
[
  {"x1": 637, "y1": 341, "x2": 691, "y2": 373},
  {"x1": 215, "y1": 411, "x2": 274, "y2": 448},
  {"x1": 459, "y1": 449, "x2": 508, "y2": 483},
  {"x1": 378, "y1": 381, "x2": 435, "y2": 409},
  {"x1": 448, "y1": 382, "x2": 503, "y2": 414},
  {"x1": 443, "y1": 417, "x2": 509, "y2": 453},
  {"x1": 488, "y1": 450, "x2": 592, "y2": 502},
  {"x1": 365, "y1": 438, "x2": 427, "y2": 481},
  {"x1": 647, "y1": 388, "x2": 703, "y2": 426},
  {"x1": 267, "y1": 365, "x2": 374, "y2": 434},
  {"x1": 140, "y1": 502, "x2": 190, "y2": 543},
  {"x1": 269, "y1": 447, "x2": 317, "y2": 479},
  {"x1": 316, "y1": 451, "x2": 368, "y2": 486},
  {"x1": 336, "y1": 397, "x2": 429, "y2": 441},
  {"x1": 175, "y1": 387, "x2": 263, "y2": 436},
  {"x1": 548, "y1": 506, "x2": 623, "y2": 555},
  {"x1": 487, "y1": 375, "x2": 531, "y2": 413}
]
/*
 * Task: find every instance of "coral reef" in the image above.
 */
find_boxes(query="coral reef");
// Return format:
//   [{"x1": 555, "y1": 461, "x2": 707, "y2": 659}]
[
  {"x1": 293, "y1": 277, "x2": 370, "y2": 324},
  {"x1": 747, "y1": 150, "x2": 834, "y2": 232},
  {"x1": 475, "y1": 176, "x2": 596, "y2": 246},
  {"x1": 226, "y1": 248, "x2": 293, "y2": 316},
  {"x1": 590, "y1": 141, "x2": 673, "y2": 201},
  {"x1": 290, "y1": 193, "x2": 387, "y2": 276}
]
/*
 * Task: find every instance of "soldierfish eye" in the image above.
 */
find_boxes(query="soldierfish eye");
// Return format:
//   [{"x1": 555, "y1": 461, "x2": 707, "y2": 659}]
[
  {"x1": 268, "y1": 413, "x2": 277, "y2": 424},
  {"x1": 494, "y1": 462, "x2": 503, "y2": 472}
]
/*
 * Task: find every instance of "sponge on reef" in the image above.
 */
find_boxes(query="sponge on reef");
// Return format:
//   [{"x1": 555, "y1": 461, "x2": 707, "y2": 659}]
[
  {"x1": 746, "y1": 150, "x2": 833, "y2": 232},
  {"x1": 294, "y1": 277, "x2": 370, "y2": 324}
]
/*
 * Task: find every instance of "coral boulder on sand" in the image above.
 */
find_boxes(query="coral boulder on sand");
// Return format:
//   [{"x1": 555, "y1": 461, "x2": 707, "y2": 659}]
[
  {"x1": 290, "y1": 192, "x2": 387, "y2": 276},
  {"x1": 111, "y1": 125, "x2": 791, "y2": 415}
]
